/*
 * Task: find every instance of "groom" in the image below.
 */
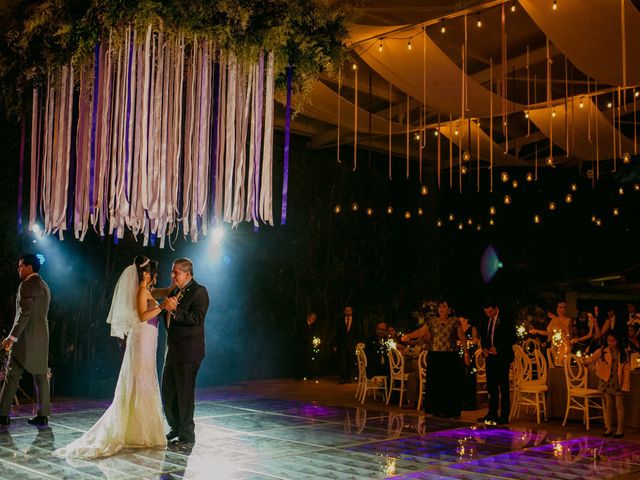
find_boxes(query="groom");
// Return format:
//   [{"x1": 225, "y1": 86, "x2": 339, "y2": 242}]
[
  {"x1": 0, "y1": 253, "x2": 51, "y2": 426},
  {"x1": 156, "y1": 258, "x2": 209, "y2": 444}
]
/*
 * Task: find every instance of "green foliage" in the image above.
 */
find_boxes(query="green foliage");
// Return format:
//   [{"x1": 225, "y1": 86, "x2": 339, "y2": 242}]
[{"x1": 0, "y1": 0, "x2": 351, "y2": 116}]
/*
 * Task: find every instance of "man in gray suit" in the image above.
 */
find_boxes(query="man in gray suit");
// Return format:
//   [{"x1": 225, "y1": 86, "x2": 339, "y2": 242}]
[{"x1": 0, "y1": 253, "x2": 51, "y2": 426}]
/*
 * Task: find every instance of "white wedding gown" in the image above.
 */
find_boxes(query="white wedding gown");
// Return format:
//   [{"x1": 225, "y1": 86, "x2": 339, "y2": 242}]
[{"x1": 55, "y1": 305, "x2": 166, "y2": 458}]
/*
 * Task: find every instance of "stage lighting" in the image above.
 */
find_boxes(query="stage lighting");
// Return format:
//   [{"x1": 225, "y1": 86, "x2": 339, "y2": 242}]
[
  {"x1": 212, "y1": 226, "x2": 224, "y2": 246},
  {"x1": 481, "y1": 245, "x2": 503, "y2": 283}
]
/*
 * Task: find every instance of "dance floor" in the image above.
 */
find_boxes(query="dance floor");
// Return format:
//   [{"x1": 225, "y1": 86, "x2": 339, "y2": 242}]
[{"x1": 1, "y1": 388, "x2": 640, "y2": 479}]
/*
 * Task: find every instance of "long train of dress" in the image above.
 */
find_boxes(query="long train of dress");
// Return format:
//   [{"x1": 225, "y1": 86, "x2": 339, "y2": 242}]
[{"x1": 54, "y1": 312, "x2": 166, "y2": 458}]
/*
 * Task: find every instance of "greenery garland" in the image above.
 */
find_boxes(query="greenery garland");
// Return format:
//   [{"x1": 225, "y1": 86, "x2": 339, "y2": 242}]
[{"x1": 0, "y1": 0, "x2": 352, "y2": 117}]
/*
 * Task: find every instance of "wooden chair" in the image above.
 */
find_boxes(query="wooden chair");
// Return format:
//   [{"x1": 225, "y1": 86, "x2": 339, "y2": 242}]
[{"x1": 562, "y1": 353, "x2": 606, "y2": 430}]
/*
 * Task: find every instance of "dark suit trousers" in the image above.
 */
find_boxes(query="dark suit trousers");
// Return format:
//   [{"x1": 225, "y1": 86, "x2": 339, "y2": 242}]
[
  {"x1": 486, "y1": 356, "x2": 511, "y2": 420},
  {"x1": 162, "y1": 361, "x2": 200, "y2": 441},
  {"x1": 0, "y1": 356, "x2": 50, "y2": 416}
]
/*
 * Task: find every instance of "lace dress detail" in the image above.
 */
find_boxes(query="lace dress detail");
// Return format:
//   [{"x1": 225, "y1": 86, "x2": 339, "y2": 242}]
[{"x1": 54, "y1": 301, "x2": 166, "y2": 458}]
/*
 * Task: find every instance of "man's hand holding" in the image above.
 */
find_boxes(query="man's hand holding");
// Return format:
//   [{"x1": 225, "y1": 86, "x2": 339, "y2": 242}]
[{"x1": 1, "y1": 337, "x2": 14, "y2": 352}]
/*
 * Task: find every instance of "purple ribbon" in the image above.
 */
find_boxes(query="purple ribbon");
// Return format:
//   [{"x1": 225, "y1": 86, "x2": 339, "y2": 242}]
[
  {"x1": 253, "y1": 52, "x2": 265, "y2": 224},
  {"x1": 280, "y1": 66, "x2": 292, "y2": 225},
  {"x1": 17, "y1": 115, "x2": 25, "y2": 233},
  {"x1": 89, "y1": 43, "x2": 100, "y2": 214},
  {"x1": 124, "y1": 31, "x2": 134, "y2": 202}
]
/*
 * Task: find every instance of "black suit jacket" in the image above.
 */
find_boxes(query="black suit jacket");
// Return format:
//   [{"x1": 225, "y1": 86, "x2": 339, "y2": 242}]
[
  {"x1": 336, "y1": 315, "x2": 360, "y2": 349},
  {"x1": 165, "y1": 279, "x2": 210, "y2": 364},
  {"x1": 480, "y1": 313, "x2": 516, "y2": 364}
]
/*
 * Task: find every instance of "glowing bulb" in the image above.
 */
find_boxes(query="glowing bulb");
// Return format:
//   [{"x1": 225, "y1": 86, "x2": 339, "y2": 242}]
[
  {"x1": 489, "y1": 206, "x2": 496, "y2": 215},
  {"x1": 476, "y1": 15, "x2": 482, "y2": 27},
  {"x1": 440, "y1": 19, "x2": 446, "y2": 34},
  {"x1": 501, "y1": 172, "x2": 509, "y2": 182},
  {"x1": 414, "y1": 132, "x2": 421, "y2": 141},
  {"x1": 463, "y1": 151, "x2": 471, "y2": 162},
  {"x1": 476, "y1": 224, "x2": 482, "y2": 231},
  {"x1": 579, "y1": 98, "x2": 584, "y2": 108},
  {"x1": 510, "y1": 0, "x2": 517, "y2": 12},
  {"x1": 635, "y1": 90, "x2": 640, "y2": 98},
  {"x1": 512, "y1": 179, "x2": 519, "y2": 189},
  {"x1": 417, "y1": 207, "x2": 424, "y2": 215},
  {"x1": 461, "y1": 165, "x2": 468, "y2": 175},
  {"x1": 352, "y1": 63, "x2": 357, "y2": 70},
  {"x1": 619, "y1": 186, "x2": 625, "y2": 195},
  {"x1": 596, "y1": 219, "x2": 602, "y2": 227},
  {"x1": 552, "y1": 0, "x2": 557, "y2": 10},
  {"x1": 366, "y1": 207, "x2": 373, "y2": 216},
  {"x1": 387, "y1": 206, "x2": 394, "y2": 214},
  {"x1": 503, "y1": 195, "x2": 512, "y2": 205},
  {"x1": 526, "y1": 172, "x2": 533, "y2": 182},
  {"x1": 458, "y1": 222, "x2": 464, "y2": 230},
  {"x1": 570, "y1": 183, "x2": 577, "y2": 191},
  {"x1": 546, "y1": 156, "x2": 554, "y2": 166},
  {"x1": 407, "y1": 40, "x2": 412, "y2": 50},
  {"x1": 564, "y1": 193, "x2": 573, "y2": 203},
  {"x1": 622, "y1": 152, "x2": 631, "y2": 164},
  {"x1": 524, "y1": 111, "x2": 529, "y2": 119},
  {"x1": 533, "y1": 214, "x2": 541, "y2": 224},
  {"x1": 437, "y1": 219, "x2": 443, "y2": 227},
  {"x1": 613, "y1": 207, "x2": 620, "y2": 216},
  {"x1": 434, "y1": 129, "x2": 439, "y2": 136},
  {"x1": 551, "y1": 109, "x2": 557, "y2": 118},
  {"x1": 634, "y1": 183, "x2": 640, "y2": 191},
  {"x1": 587, "y1": 169, "x2": 594, "y2": 179},
  {"x1": 548, "y1": 201, "x2": 557, "y2": 211},
  {"x1": 334, "y1": 205, "x2": 342, "y2": 214},
  {"x1": 378, "y1": 41, "x2": 383, "y2": 52},
  {"x1": 448, "y1": 213, "x2": 455, "y2": 221},
  {"x1": 404, "y1": 211, "x2": 411, "y2": 219},
  {"x1": 454, "y1": 128, "x2": 459, "y2": 136},
  {"x1": 351, "y1": 203, "x2": 359, "y2": 211},
  {"x1": 467, "y1": 218, "x2": 473, "y2": 225},
  {"x1": 607, "y1": 101, "x2": 613, "y2": 108},
  {"x1": 591, "y1": 215, "x2": 597, "y2": 222},
  {"x1": 489, "y1": 218, "x2": 495, "y2": 226},
  {"x1": 420, "y1": 185, "x2": 429, "y2": 196}
]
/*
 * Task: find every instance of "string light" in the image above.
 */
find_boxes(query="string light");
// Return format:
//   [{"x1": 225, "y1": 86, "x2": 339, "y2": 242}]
[
  {"x1": 378, "y1": 41, "x2": 383, "y2": 52},
  {"x1": 552, "y1": 0, "x2": 557, "y2": 10},
  {"x1": 414, "y1": 132, "x2": 421, "y2": 141},
  {"x1": 526, "y1": 172, "x2": 534, "y2": 182},
  {"x1": 618, "y1": 186, "x2": 625, "y2": 195},
  {"x1": 551, "y1": 109, "x2": 557, "y2": 118},
  {"x1": 420, "y1": 185, "x2": 429, "y2": 195},
  {"x1": 613, "y1": 207, "x2": 620, "y2": 216},
  {"x1": 463, "y1": 151, "x2": 471, "y2": 162},
  {"x1": 546, "y1": 156, "x2": 554, "y2": 166},
  {"x1": 570, "y1": 183, "x2": 577, "y2": 191},
  {"x1": 440, "y1": 19, "x2": 446, "y2": 34},
  {"x1": 503, "y1": 195, "x2": 512, "y2": 205},
  {"x1": 434, "y1": 129, "x2": 439, "y2": 136},
  {"x1": 512, "y1": 179, "x2": 519, "y2": 189},
  {"x1": 476, "y1": 224, "x2": 482, "y2": 231},
  {"x1": 352, "y1": 63, "x2": 357, "y2": 70},
  {"x1": 489, "y1": 206, "x2": 496, "y2": 215},
  {"x1": 489, "y1": 219, "x2": 495, "y2": 226},
  {"x1": 634, "y1": 184, "x2": 640, "y2": 191},
  {"x1": 448, "y1": 213, "x2": 455, "y2": 221},
  {"x1": 622, "y1": 152, "x2": 631, "y2": 164},
  {"x1": 533, "y1": 214, "x2": 541, "y2": 224},
  {"x1": 635, "y1": 90, "x2": 640, "y2": 98},
  {"x1": 579, "y1": 98, "x2": 584, "y2": 108},
  {"x1": 467, "y1": 218, "x2": 473, "y2": 225},
  {"x1": 454, "y1": 128, "x2": 459, "y2": 136},
  {"x1": 407, "y1": 40, "x2": 412, "y2": 51},
  {"x1": 524, "y1": 111, "x2": 529, "y2": 118},
  {"x1": 458, "y1": 222, "x2": 464, "y2": 230},
  {"x1": 334, "y1": 205, "x2": 342, "y2": 214},
  {"x1": 417, "y1": 207, "x2": 424, "y2": 215},
  {"x1": 591, "y1": 215, "x2": 597, "y2": 223},
  {"x1": 387, "y1": 206, "x2": 394, "y2": 214},
  {"x1": 607, "y1": 101, "x2": 613, "y2": 108},
  {"x1": 476, "y1": 14, "x2": 482, "y2": 27},
  {"x1": 404, "y1": 211, "x2": 411, "y2": 219},
  {"x1": 366, "y1": 207, "x2": 373, "y2": 216},
  {"x1": 501, "y1": 172, "x2": 509, "y2": 182},
  {"x1": 351, "y1": 203, "x2": 359, "y2": 211},
  {"x1": 510, "y1": 0, "x2": 517, "y2": 12},
  {"x1": 564, "y1": 193, "x2": 573, "y2": 203},
  {"x1": 461, "y1": 165, "x2": 468, "y2": 175},
  {"x1": 548, "y1": 201, "x2": 557, "y2": 211},
  {"x1": 596, "y1": 219, "x2": 602, "y2": 227},
  {"x1": 437, "y1": 219, "x2": 443, "y2": 227}
]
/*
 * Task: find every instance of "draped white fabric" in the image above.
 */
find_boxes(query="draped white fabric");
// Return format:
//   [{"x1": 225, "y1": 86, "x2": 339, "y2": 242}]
[{"x1": 29, "y1": 27, "x2": 276, "y2": 243}]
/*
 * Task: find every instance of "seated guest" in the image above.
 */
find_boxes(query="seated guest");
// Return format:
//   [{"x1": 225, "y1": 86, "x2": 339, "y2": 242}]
[
  {"x1": 365, "y1": 321, "x2": 388, "y2": 379},
  {"x1": 626, "y1": 324, "x2": 640, "y2": 353},
  {"x1": 626, "y1": 303, "x2": 640, "y2": 326}
]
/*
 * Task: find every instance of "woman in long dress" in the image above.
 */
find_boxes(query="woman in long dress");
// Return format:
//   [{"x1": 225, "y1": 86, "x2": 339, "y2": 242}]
[{"x1": 55, "y1": 256, "x2": 167, "y2": 458}]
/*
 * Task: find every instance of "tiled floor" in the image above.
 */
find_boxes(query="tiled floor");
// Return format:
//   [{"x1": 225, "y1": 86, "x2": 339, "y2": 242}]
[{"x1": 0, "y1": 384, "x2": 639, "y2": 479}]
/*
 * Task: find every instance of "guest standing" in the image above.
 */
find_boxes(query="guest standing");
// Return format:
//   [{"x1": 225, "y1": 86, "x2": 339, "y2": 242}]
[
  {"x1": 336, "y1": 305, "x2": 359, "y2": 384},
  {"x1": 479, "y1": 299, "x2": 515, "y2": 425},
  {"x1": 459, "y1": 315, "x2": 480, "y2": 411},
  {"x1": 402, "y1": 300, "x2": 466, "y2": 418},
  {"x1": 0, "y1": 254, "x2": 51, "y2": 426}
]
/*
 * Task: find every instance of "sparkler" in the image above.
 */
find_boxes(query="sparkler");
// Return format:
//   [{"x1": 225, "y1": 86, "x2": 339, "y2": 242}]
[{"x1": 516, "y1": 324, "x2": 527, "y2": 338}]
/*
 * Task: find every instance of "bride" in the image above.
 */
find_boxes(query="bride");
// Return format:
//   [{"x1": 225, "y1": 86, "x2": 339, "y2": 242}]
[{"x1": 55, "y1": 256, "x2": 167, "y2": 458}]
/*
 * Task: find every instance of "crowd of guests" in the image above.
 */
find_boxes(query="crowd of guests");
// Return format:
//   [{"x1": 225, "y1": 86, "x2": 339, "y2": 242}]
[{"x1": 294, "y1": 299, "x2": 640, "y2": 437}]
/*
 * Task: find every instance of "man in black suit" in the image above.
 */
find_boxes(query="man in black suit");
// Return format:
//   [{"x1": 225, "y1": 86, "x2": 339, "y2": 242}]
[
  {"x1": 158, "y1": 258, "x2": 209, "y2": 444},
  {"x1": 478, "y1": 299, "x2": 515, "y2": 425},
  {"x1": 336, "y1": 305, "x2": 359, "y2": 383}
]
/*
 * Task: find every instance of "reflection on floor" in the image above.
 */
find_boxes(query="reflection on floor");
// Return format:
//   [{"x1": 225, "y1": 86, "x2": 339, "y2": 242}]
[{"x1": 0, "y1": 390, "x2": 639, "y2": 479}]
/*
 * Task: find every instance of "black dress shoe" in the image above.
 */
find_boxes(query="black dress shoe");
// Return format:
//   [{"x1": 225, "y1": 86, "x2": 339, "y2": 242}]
[
  {"x1": 603, "y1": 431, "x2": 612, "y2": 437},
  {"x1": 613, "y1": 432, "x2": 624, "y2": 439},
  {"x1": 166, "y1": 429, "x2": 179, "y2": 441},
  {"x1": 27, "y1": 416, "x2": 48, "y2": 426},
  {"x1": 171, "y1": 436, "x2": 195, "y2": 445},
  {"x1": 0, "y1": 415, "x2": 9, "y2": 426}
]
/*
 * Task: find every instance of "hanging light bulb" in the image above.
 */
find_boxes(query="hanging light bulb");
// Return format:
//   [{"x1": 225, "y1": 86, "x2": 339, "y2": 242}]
[
  {"x1": 351, "y1": 203, "x2": 359, "y2": 211},
  {"x1": 407, "y1": 40, "x2": 412, "y2": 50},
  {"x1": 463, "y1": 151, "x2": 471, "y2": 162},
  {"x1": 437, "y1": 219, "x2": 443, "y2": 227},
  {"x1": 526, "y1": 172, "x2": 534, "y2": 182},
  {"x1": 387, "y1": 206, "x2": 394, "y2": 214},
  {"x1": 378, "y1": 41, "x2": 383, "y2": 52},
  {"x1": 607, "y1": 101, "x2": 613, "y2": 109},
  {"x1": 596, "y1": 218, "x2": 602, "y2": 227},
  {"x1": 454, "y1": 128, "x2": 459, "y2": 136},
  {"x1": 622, "y1": 152, "x2": 631, "y2": 164},
  {"x1": 476, "y1": 224, "x2": 482, "y2": 231},
  {"x1": 458, "y1": 222, "x2": 464, "y2": 230},
  {"x1": 579, "y1": 98, "x2": 584, "y2": 108},
  {"x1": 334, "y1": 205, "x2": 342, "y2": 214},
  {"x1": 476, "y1": 14, "x2": 482, "y2": 27},
  {"x1": 404, "y1": 211, "x2": 411, "y2": 219},
  {"x1": 489, "y1": 218, "x2": 495, "y2": 226},
  {"x1": 634, "y1": 183, "x2": 640, "y2": 191},
  {"x1": 548, "y1": 201, "x2": 557, "y2": 211},
  {"x1": 420, "y1": 185, "x2": 429, "y2": 196},
  {"x1": 417, "y1": 207, "x2": 424, "y2": 216},
  {"x1": 352, "y1": 63, "x2": 357, "y2": 70},
  {"x1": 467, "y1": 218, "x2": 473, "y2": 225},
  {"x1": 591, "y1": 215, "x2": 597, "y2": 223},
  {"x1": 587, "y1": 169, "x2": 594, "y2": 179},
  {"x1": 524, "y1": 111, "x2": 529, "y2": 119},
  {"x1": 461, "y1": 165, "x2": 468, "y2": 175},
  {"x1": 366, "y1": 207, "x2": 373, "y2": 216},
  {"x1": 503, "y1": 195, "x2": 512, "y2": 205},
  {"x1": 618, "y1": 186, "x2": 625, "y2": 195},
  {"x1": 635, "y1": 90, "x2": 640, "y2": 98},
  {"x1": 448, "y1": 213, "x2": 455, "y2": 221},
  {"x1": 512, "y1": 179, "x2": 519, "y2": 189},
  {"x1": 613, "y1": 207, "x2": 620, "y2": 216},
  {"x1": 440, "y1": 19, "x2": 446, "y2": 34},
  {"x1": 434, "y1": 129, "x2": 439, "y2": 136},
  {"x1": 564, "y1": 193, "x2": 573, "y2": 203},
  {"x1": 552, "y1": 0, "x2": 557, "y2": 10},
  {"x1": 414, "y1": 132, "x2": 421, "y2": 141},
  {"x1": 546, "y1": 156, "x2": 554, "y2": 166},
  {"x1": 533, "y1": 214, "x2": 541, "y2": 224},
  {"x1": 551, "y1": 109, "x2": 557, "y2": 118},
  {"x1": 510, "y1": 0, "x2": 517, "y2": 12},
  {"x1": 570, "y1": 183, "x2": 577, "y2": 191},
  {"x1": 489, "y1": 206, "x2": 496, "y2": 215},
  {"x1": 500, "y1": 171, "x2": 509, "y2": 182}
]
